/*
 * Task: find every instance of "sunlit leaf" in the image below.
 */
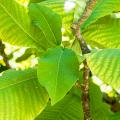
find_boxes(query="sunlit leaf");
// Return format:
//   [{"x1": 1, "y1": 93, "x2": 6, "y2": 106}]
[
  {"x1": 0, "y1": 68, "x2": 49, "y2": 120},
  {"x1": 81, "y1": 0, "x2": 120, "y2": 30},
  {"x1": 86, "y1": 49, "x2": 120, "y2": 89}
]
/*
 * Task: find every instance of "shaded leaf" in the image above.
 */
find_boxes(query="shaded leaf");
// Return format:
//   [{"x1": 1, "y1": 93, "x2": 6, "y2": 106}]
[
  {"x1": 16, "y1": 48, "x2": 36, "y2": 62},
  {"x1": 35, "y1": 93, "x2": 83, "y2": 120},
  {"x1": 37, "y1": 47, "x2": 79, "y2": 105},
  {"x1": 90, "y1": 82, "x2": 120, "y2": 120}
]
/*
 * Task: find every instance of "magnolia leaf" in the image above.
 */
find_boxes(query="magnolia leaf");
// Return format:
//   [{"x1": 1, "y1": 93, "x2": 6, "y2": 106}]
[
  {"x1": 37, "y1": 47, "x2": 79, "y2": 105},
  {"x1": 0, "y1": 0, "x2": 61, "y2": 51},
  {"x1": 0, "y1": 0, "x2": 39, "y2": 48},
  {"x1": 29, "y1": 3, "x2": 62, "y2": 47},
  {"x1": 86, "y1": 49, "x2": 120, "y2": 89},
  {"x1": 81, "y1": 0, "x2": 120, "y2": 30},
  {"x1": 35, "y1": 93, "x2": 83, "y2": 120},
  {"x1": 0, "y1": 68, "x2": 49, "y2": 120},
  {"x1": 82, "y1": 16, "x2": 120, "y2": 48}
]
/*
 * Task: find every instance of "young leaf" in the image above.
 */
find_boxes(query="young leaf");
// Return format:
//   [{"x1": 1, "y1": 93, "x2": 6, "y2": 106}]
[
  {"x1": 37, "y1": 47, "x2": 79, "y2": 105},
  {"x1": 81, "y1": 0, "x2": 120, "y2": 30},
  {"x1": 86, "y1": 49, "x2": 120, "y2": 89},
  {"x1": 35, "y1": 93, "x2": 83, "y2": 120},
  {"x1": 0, "y1": 68, "x2": 49, "y2": 120},
  {"x1": 82, "y1": 16, "x2": 120, "y2": 48},
  {"x1": 29, "y1": 3, "x2": 62, "y2": 47}
]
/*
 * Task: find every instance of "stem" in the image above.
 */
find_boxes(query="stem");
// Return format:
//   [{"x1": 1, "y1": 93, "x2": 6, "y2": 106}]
[
  {"x1": 71, "y1": 1, "x2": 97, "y2": 119},
  {"x1": 72, "y1": 24, "x2": 91, "y2": 120},
  {"x1": 78, "y1": 0, "x2": 97, "y2": 27},
  {"x1": 0, "y1": 40, "x2": 11, "y2": 69},
  {"x1": 82, "y1": 60, "x2": 91, "y2": 120}
]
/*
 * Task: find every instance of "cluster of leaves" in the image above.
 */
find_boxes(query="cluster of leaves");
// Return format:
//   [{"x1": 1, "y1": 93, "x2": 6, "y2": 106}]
[{"x1": 0, "y1": 0, "x2": 120, "y2": 119}]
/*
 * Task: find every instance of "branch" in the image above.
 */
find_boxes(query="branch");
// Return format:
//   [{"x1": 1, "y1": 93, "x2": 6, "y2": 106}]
[
  {"x1": 72, "y1": 23, "x2": 91, "y2": 120},
  {"x1": 78, "y1": 0, "x2": 97, "y2": 27},
  {"x1": 0, "y1": 40, "x2": 11, "y2": 69},
  {"x1": 71, "y1": 1, "x2": 97, "y2": 120}
]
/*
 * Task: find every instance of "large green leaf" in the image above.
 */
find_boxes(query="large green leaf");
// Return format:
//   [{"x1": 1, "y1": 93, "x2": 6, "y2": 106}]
[
  {"x1": 37, "y1": 47, "x2": 79, "y2": 105},
  {"x1": 86, "y1": 49, "x2": 120, "y2": 89},
  {"x1": 29, "y1": 3, "x2": 62, "y2": 46},
  {"x1": 35, "y1": 93, "x2": 83, "y2": 120},
  {"x1": 0, "y1": 68, "x2": 49, "y2": 120},
  {"x1": 0, "y1": 0, "x2": 38, "y2": 47},
  {"x1": 81, "y1": 0, "x2": 120, "y2": 30},
  {"x1": 0, "y1": 0, "x2": 61, "y2": 51},
  {"x1": 82, "y1": 16, "x2": 120, "y2": 48}
]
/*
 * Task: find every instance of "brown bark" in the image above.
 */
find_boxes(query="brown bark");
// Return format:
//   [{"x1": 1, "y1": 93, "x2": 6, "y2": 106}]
[
  {"x1": 72, "y1": 1, "x2": 98, "y2": 119},
  {"x1": 72, "y1": 23, "x2": 91, "y2": 120}
]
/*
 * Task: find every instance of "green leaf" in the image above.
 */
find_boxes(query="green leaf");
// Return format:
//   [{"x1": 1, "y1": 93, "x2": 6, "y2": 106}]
[
  {"x1": 0, "y1": 68, "x2": 49, "y2": 120},
  {"x1": 29, "y1": 3, "x2": 62, "y2": 46},
  {"x1": 90, "y1": 82, "x2": 110, "y2": 120},
  {"x1": 0, "y1": 0, "x2": 39, "y2": 48},
  {"x1": 40, "y1": 0, "x2": 74, "y2": 28},
  {"x1": 82, "y1": 16, "x2": 120, "y2": 48},
  {"x1": 90, "y1": 82, "x2": 120, "y2": 120},
  {"x1": 37, "y1": 47, "x2": 79, "y2": 105},
  {"x1": 86, "y1": 49, "x2": 120, "y2": 89},
  {"x1": 0, "y1": 0, "x2": 61, "y2": 51},
  {"x1": 35, "y1": 93, "x2": 83, "y2": 120},
  {"x1": 16, "y1": 48, "x2": 36, "y2": 62},
  {"x1": 81, "y1": 0, "x2": 120, "y2": 30}
]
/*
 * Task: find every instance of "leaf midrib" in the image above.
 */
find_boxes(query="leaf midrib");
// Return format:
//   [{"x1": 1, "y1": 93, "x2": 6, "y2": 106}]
[
  {"x1": 54, "y1": 50, "x2": 64, "y2": 98},
  {"x1": 0, "y1": 2, "x2": 38, "y2": 46},
  {"x1": 36, "y1": 5, "x2": 58, "y2": 44},
  {"x1": 0, "y1": 76, "x2": 37, "y2": 90}
]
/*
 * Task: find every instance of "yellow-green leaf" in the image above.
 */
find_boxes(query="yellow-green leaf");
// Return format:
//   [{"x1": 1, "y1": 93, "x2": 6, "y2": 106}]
[{"x1": 0, "y1": 68, "x2": 49, "y2": 120}]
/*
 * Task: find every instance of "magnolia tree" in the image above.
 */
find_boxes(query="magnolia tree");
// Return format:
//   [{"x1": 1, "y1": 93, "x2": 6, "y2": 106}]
[{"x1": 0, "y1": 0, "x2": 120, "y2": 120}]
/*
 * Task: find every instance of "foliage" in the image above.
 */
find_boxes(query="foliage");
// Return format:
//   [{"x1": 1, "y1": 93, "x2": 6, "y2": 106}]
[{"x1": 0, "y1": 0, "x2": 120, "y2": 120}]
